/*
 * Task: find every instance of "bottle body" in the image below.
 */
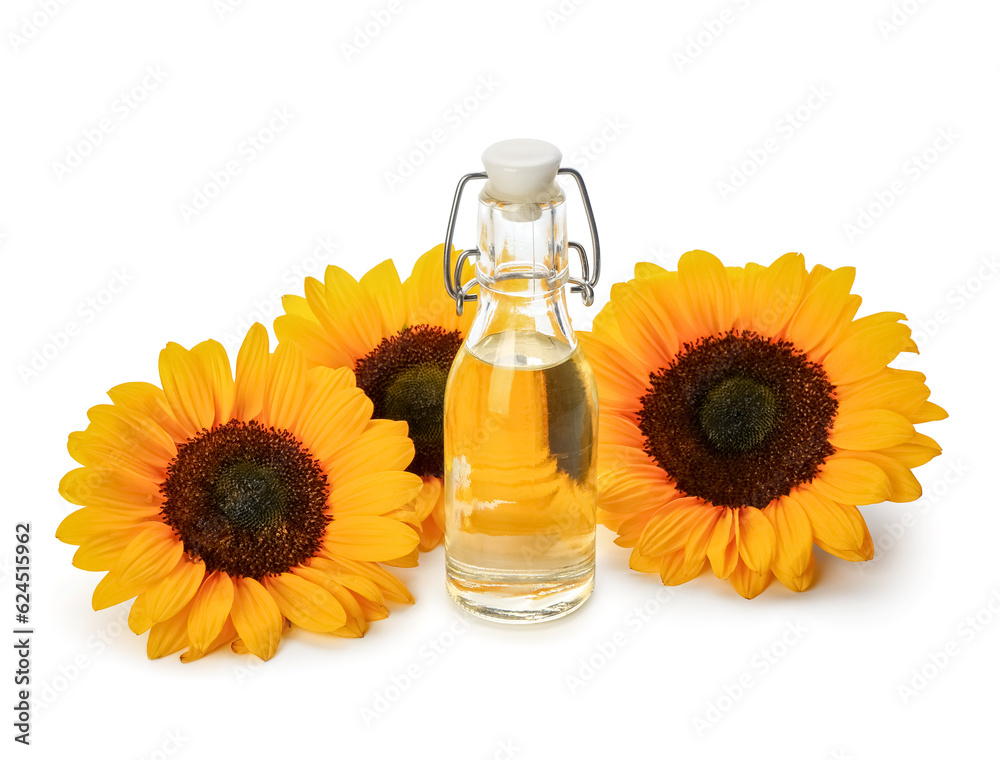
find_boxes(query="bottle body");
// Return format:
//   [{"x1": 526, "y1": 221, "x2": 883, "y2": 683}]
[{"x1": 443, "y1": 184, "x2": 598, "y2": 623}]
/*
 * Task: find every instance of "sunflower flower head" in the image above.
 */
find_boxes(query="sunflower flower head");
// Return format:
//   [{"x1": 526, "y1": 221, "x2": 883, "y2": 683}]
[
  {"x1": 580, "y1": 250, "x2": 946, "y2": 598},
  {"x1": 274, "y1": 244, "x2": 474, "y2": 554},
  {"x1": 57, "y1": 323, "x2": 422, "y2": 661}
]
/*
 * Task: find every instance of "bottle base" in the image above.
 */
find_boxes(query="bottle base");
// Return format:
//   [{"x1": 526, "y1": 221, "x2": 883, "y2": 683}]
[{"x1": 445, "y1": 557, "x2": 594, "y2": 624}]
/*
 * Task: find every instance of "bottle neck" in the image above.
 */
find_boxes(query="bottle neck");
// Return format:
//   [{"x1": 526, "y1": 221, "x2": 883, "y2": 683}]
[{"x1": 464, "y1": 188, "x2": 576, "y2": 354}]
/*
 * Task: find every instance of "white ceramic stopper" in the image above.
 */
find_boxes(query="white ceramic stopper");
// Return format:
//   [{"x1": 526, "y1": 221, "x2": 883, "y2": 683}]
[{"x1": 482, "y1": 138, "x2": 562, "y2": 203}]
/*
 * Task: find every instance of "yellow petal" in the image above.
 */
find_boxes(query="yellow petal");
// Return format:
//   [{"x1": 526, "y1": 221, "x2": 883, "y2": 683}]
[
  {"x1": 736, "y1": 507, "x2": 776, "y2": 575},
  {"x1": 115, "y1": 523, "x2": 183, "y2": 588},
  {"x1": 72, "y1": 525, "x2": 148, "y2": 570},
  {"x1": 881, "y1": 433, "x2": 942, "y2": 469},
  {"x1": 59, "y1": 466, "x2": 162, "y2": 513},
  {"x1": 274, "y1": 311, "x2": 348, "y2": 369},
  {"x1": 191, "y1": 339, "x2": 235, "y2": 428},
  {"x1": 815, "y1": 519, "x2": 873, "y2": 561},
  {"x1": 729, "y1": 559, "x2": 772, "y2": 599},
  {"x1": 297, "y1": 388, "x2": 373, "y2": 466},
  {"x1": 784, "y1": 266, "x2": 856, "y2": 355},
  {"x1": 180, "y1": 617, "x2": 237, "y2": 663},
  {"x1": 636, "y1": 498, "x2": 710, "y2": 557},
  {"x1": 322, "y1": 516, "x2": 420, "y2": 562},
  {"x1": 763, "y1": 496, "x2": 812, "y2": 578},
  {"x1": 706, "y1": 508, "x2": 738, "y2": 579},
  {"x1": 264, "y1": 573, "x2": 348, "y2": 632},
  {"x1": 186, "y1": 571, "x2": 235, "y2": 651},
  {"x1": 331, "y1": 471, "x2": 425, "y2": 518},
  {"x1": 147, "y1": 601, "x2": 194, "y2": 660},
  {"x1": 823, "y1": 312, "x2": 917, "y2": 385},
  {"x1": 307, "y1": 390, "x2": 374, "y2": 464},
  {"x1": 911, "y1": 401, "x2": 948, "y2": 423},
  {"x1": 678, "y1": 250, "x2": 736, "y2": 336},
  {"x1": 57, "y1": 507, "x2": 153, "y2": 546},
  {"x1": 231, "y1": 578, "x2": 284, "y2": 661},
  {"x1": 92, "y1": 570, "x2": 143, "y2": 610},
  {"x1": 828, "y1": 409, "x2": 916, "y2": 450},
  {"x1": 847, "y1": 451, "x2": 923, "y2": 502},
  {"x1": 128, "y1": 595, "x2": 152, "y2": 634},
  {"x1": 628, "y1": 549, "x2": 661, "y2": 573},
  {"x1": 292, "y1": 566, "x2": 368, "y2": 636},
  {"x1": 795, "y1": 488, "x2": 866, "y2": 550},
  {"x1": 836, "y1": 367, "x2": 932, "y2": 418},
  {"x1": 67, "y1": 430, "x2": 165, "y2": 482},
  {"x1": 598, "y1": 464, "x2": 676, "y2": 515},
  {"x1": 79, "y1": 404, "x2": 177, "y2": 470},
  {"x1": 321, "y1": 557, "x2": 413, "y2": 604},
  {"x1": 578, "y1": 334, "x2": 649, "y2": 413},
  {"x1": 772, "y1": 550, "x2": 815, "y2": 592},
  {"x1": 324, "y1": 421, "x2": 414, "y2": 483},
  {"x1": 811, "y1": 454, "x2": 892, "y2": 506},
  {"x1": 660, "y1": 548, "x2": 705, "y2": 586},
  {"x1": 159, "y1": 342, "x2": 215, "y2": 436},
  {"x1": 360, "y1": 259, "x2": 405, "y2": 337},
  {"x1": 301, "y1": 557, "x2": 385, "y2": 606},
  {"x1": 57, "y1": 508, "x2": 154, "y2": 546},
  {"x1": 232, "y1": 323, "x2": 270, "y2": 421},
  {"x1": 608, "y1": 279, "x2": 680, "y2": 371},
  {"x1": 262, "y1": 341, "x2": 307, "y2": 432},
  {"x1": 404, "y1": 244, "x2": 464, "y2": 333},
  {"x1": 141, "y1": 558, "x2": 206, "y2": 626},
  {"x1": 682, "y1": 506, "x2": 724, "y2": 575},
  {"x1": 105, "y1": 381, "x2": 189, "y2": 444},
  {"x1": 635, "y1": 261, "x2": 667, "y2": 279},
  {"x1": 751, "y1": 252, "x2": 806, "y2": 336}
]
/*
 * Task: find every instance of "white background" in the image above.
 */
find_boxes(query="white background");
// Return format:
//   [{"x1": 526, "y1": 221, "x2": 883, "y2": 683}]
[{"x1": 3, "y1": 1, "x2": 997, "y2": 757}]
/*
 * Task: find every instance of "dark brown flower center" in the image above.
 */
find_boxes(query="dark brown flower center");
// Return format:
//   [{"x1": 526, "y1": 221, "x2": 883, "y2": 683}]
[
  {"x1": 637, "y1": 331, "x2": 837, "y2": 509},
  {"x1": 160, "y1": 419, "x2": 330, "y2": 578},
  {"x1": 354, "y1": 324, "x2": 463, "y2": 479}
]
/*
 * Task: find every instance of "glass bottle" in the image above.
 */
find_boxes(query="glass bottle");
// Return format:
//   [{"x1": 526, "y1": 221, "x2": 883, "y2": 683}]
[{"x1": 442, "y1": 138, "x2": 601, "y2": 623}]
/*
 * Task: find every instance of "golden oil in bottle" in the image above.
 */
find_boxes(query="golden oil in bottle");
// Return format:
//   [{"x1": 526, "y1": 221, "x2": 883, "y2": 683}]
[{"x1": 442, "y1": 139, "x2": 601, "y2": 622}]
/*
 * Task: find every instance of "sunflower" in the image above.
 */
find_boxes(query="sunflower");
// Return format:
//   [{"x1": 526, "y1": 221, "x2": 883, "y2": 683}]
[
  {"x1": 56, "y1": 324, "x2": 422, "y2": 661},
  {"x1": 274, "y1": 244, "x2": 473, "y2": 556},
  {"x1": 579, "y1": 250, "x2": 945, "y2": 598}
]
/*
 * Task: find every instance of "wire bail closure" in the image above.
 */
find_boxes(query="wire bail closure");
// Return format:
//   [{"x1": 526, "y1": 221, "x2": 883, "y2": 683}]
[{"x1": 442, "y1": 167, "x2": 601, "y2": 316}]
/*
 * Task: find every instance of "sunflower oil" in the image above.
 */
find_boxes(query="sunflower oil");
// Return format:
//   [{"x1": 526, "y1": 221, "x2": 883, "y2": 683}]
[
  {"x1": 442, "y1": 138, "x2": 601, "y2": 623},
  {"x1": 444, "y1": 330, "x2": 597, "y2": 622}
]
